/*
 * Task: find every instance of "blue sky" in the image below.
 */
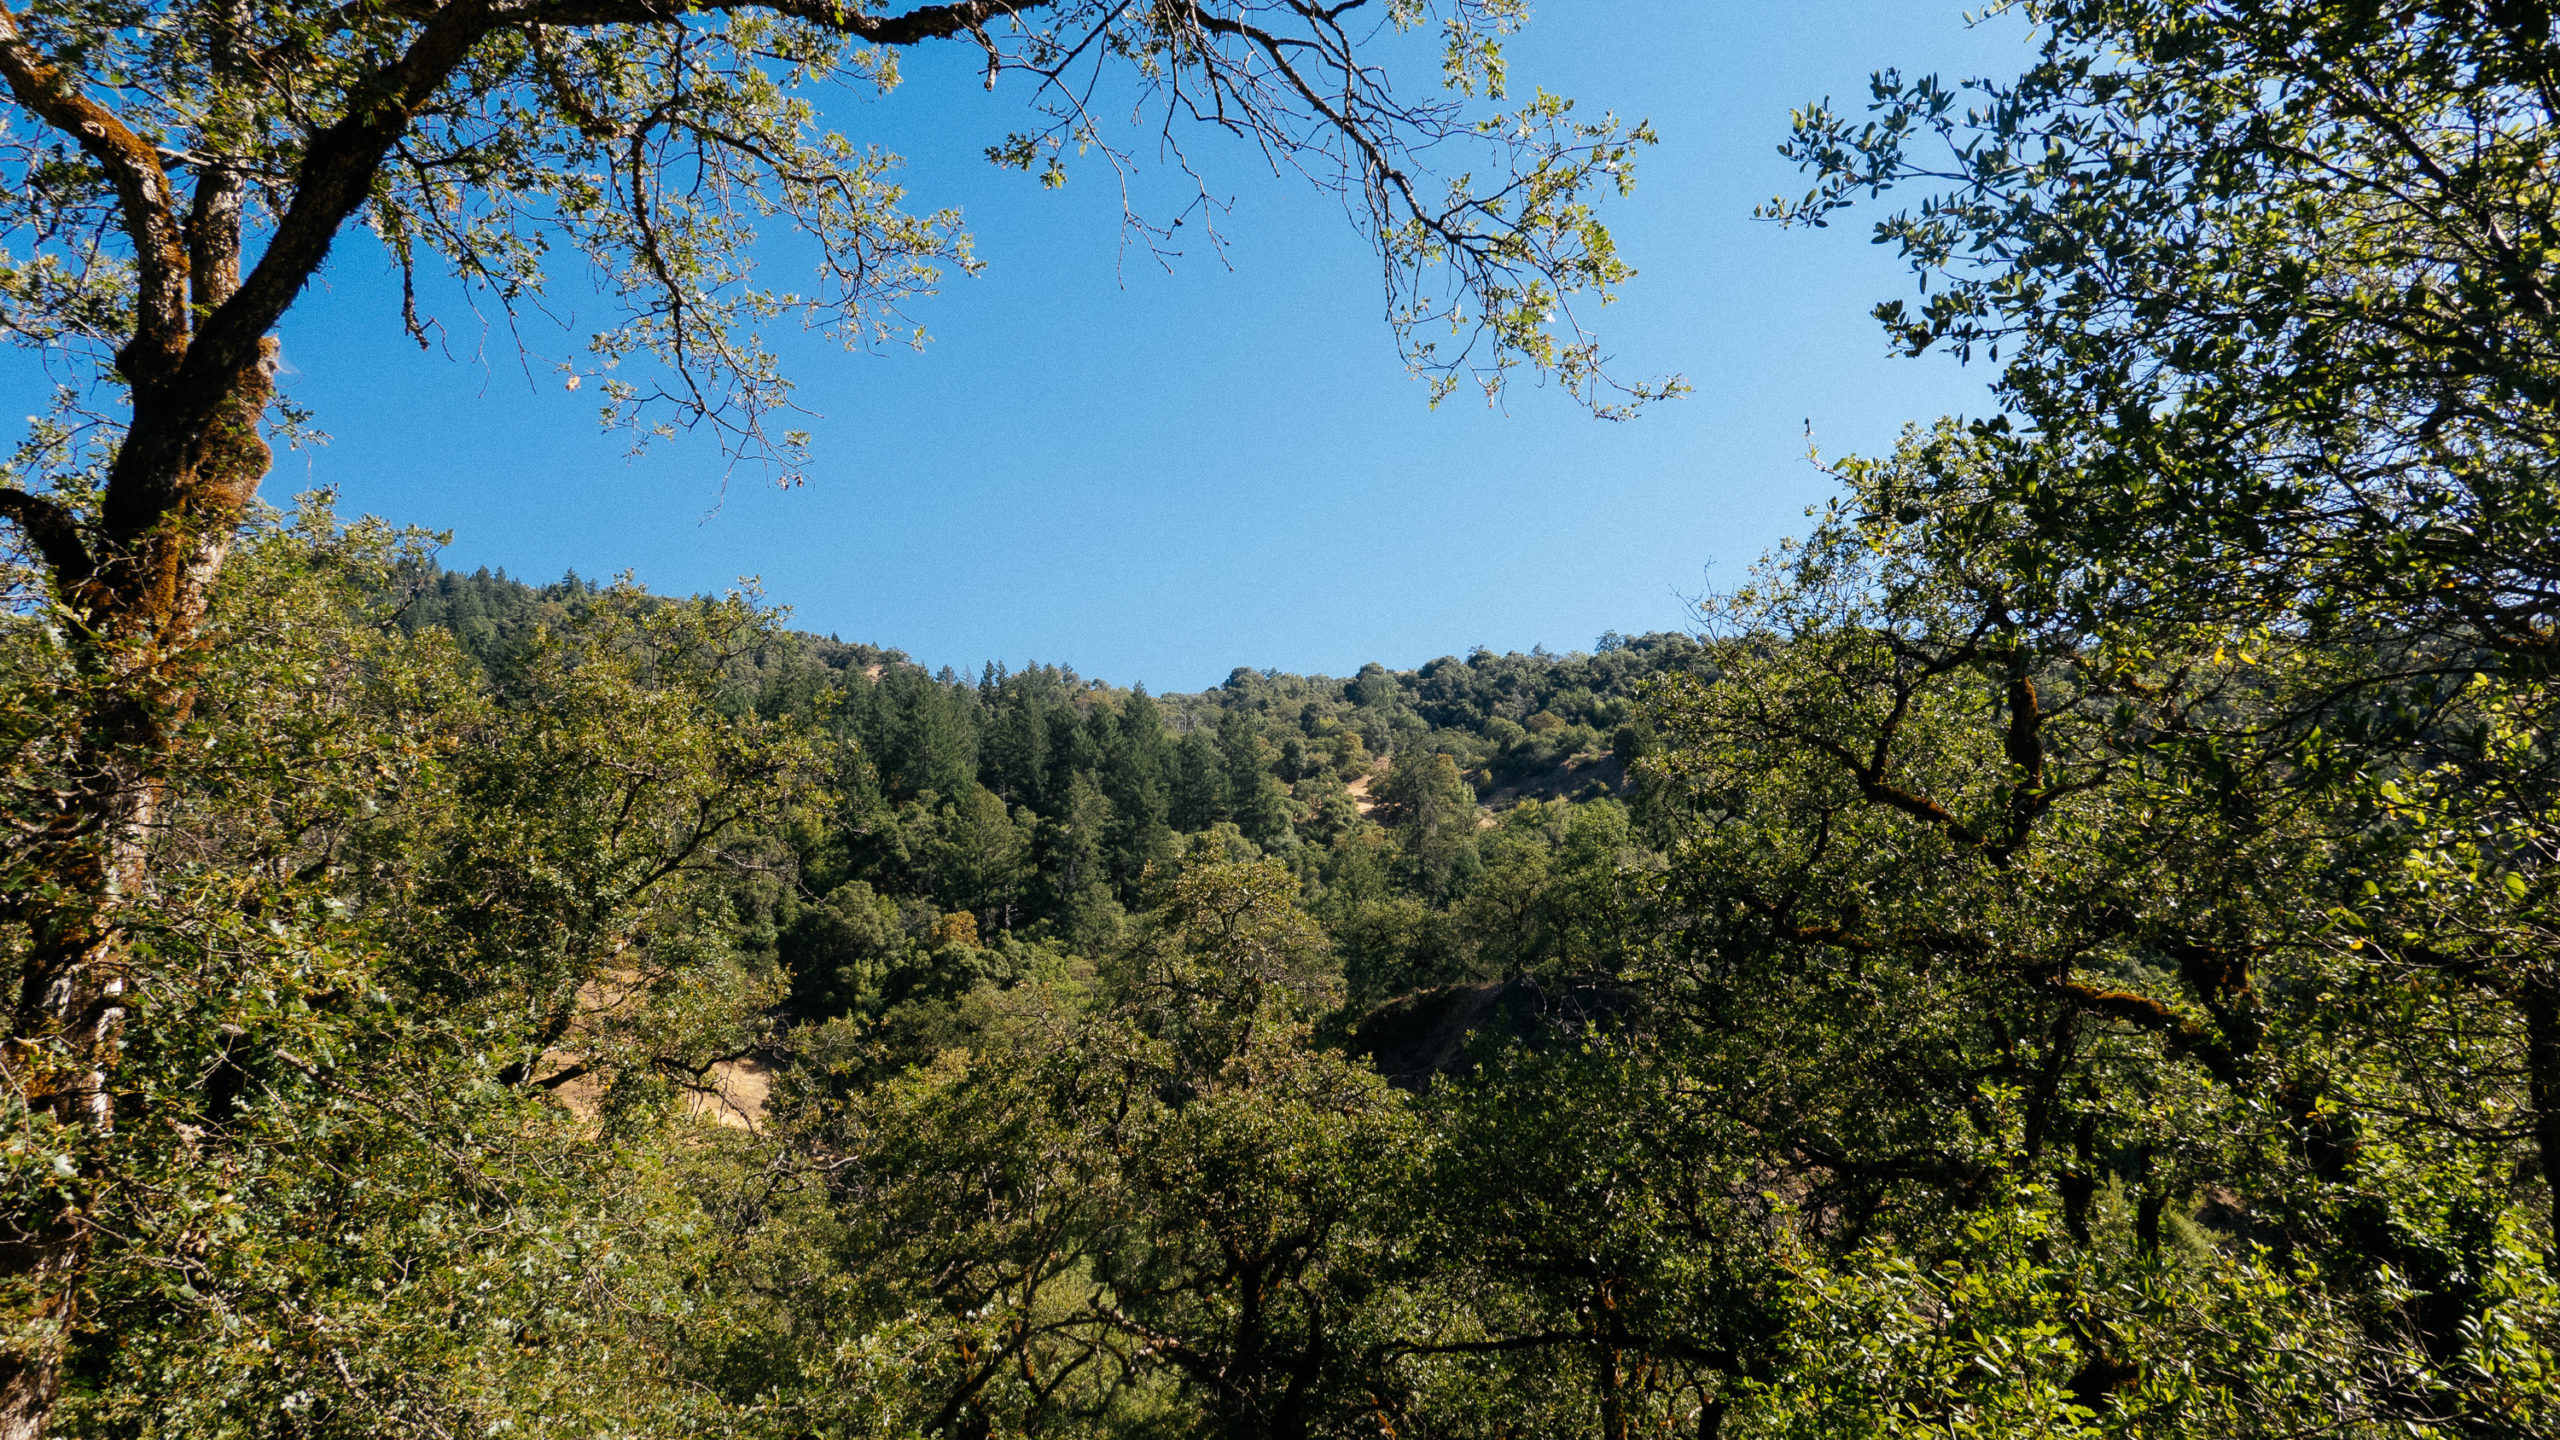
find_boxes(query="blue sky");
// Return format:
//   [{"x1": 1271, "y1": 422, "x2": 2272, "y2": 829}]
[{"x1": 9, "y1": 1, "x2": 2035, "y2": 691}]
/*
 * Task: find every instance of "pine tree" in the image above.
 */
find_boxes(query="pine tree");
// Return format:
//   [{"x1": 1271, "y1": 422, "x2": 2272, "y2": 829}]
[
  {"x1": 1170, "y1": 730, "x2": 1232, "y2": 832},
  {"x1": 1040, "y1": 772, "x2": 1122, "y2": 951},
  {"x1": 1376, "y1": 751, "x2": 1482, "y2": 901}
]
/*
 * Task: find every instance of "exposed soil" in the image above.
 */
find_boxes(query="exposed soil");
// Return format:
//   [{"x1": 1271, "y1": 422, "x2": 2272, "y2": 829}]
[
  {"x1": 534, "y1": 972, "x2": 773, "y2": 1129},
  {"x1": 1345, "y1": 759, "x2": 1388, "y2": 816},
  {"x1": 1478, "y1": 752, "x2": 1628, "y2": 810},
  {"x1": 685, "y1": 1056, "x2": 773, "y2": 1130}
]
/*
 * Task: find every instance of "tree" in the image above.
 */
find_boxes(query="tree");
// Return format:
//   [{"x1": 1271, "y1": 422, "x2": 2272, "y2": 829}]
[
  {"x1": 1769, "y1": 0, "x2": 2560, "y2": 1286},
  {"x1": 1767, "y1": 0, "x2": 2560, "y2": 667},
  {"x1": 749, "y1": 857, "x2": 1415, "y2": 1439},
  {"x1": 1606, "y1": 8, "x2": 2560, "y2": 1420},
  {"x1": 1397, "y1": 1032, "x2": 1786, "y2": 1440},
  {"x1": 912, "y1": 782, "x2": 1034, "y2": 930},
  {"x1": 857, "y1": 665, "x2": 980, "y2": 803},
  {"x1": 1454, "y1": 798, "x2": 1641, "y2": 979},
  {"x1": 975, "y1": 663, "x2": 1066, "y2": 812},
  {"x1": 1216, "y1": 706, "x2": 1269, "y2": 802},
  {"x1": 1170, "y1": 729, "x2": 1232, "y2": 834},
  {"x1": 2, "y1": 505, "x2": 819, "y2": 1436},
  {"x1": 1374, "y1": 750, "x2": 1480, "y2": 901},
  {"x1": 1631, "y1": 442, "x2": 2560, "y2": 1435},
  {"x1": 781, "y1": 878, "x2": 904, "y2": 1019},
  {"x1": 1096, "y1": 691, "x2": 1175, "y2": 893},
  {"x1": 1346, "y1": 662, "x2": 1400, "y2": 711},
  {"x1": 1218, "y1": 706, "x2": 1296, "y2": 853},
  {"x1": 1039, "y1": 770, "x2": 1120, "y2": 952},
  {"x1": 0, "y1": 1, "x2": 1667, "y2": 1424}
]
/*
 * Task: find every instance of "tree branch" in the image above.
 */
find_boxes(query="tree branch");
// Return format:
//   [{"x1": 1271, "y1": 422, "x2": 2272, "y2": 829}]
[
  {"x1": 506, "y1": 0, "x2": 1057, "y2": 43},
  {"x1": 178, "y1": 0, "x2": 502, "y2": 423},
  {"x1": 184, "y1": 0, "x2": 258, "y2": 315},
  {"x1": 2049, "y1": 977, "x2": 2240, "y2": 1088},
  {"x1": 199, "y1": 0, "x2": 1056, "y2": 406},
  {"x1": 0, "y1": 0, "x2": 189, "y2": 384},
  {"x1": 1993, "y1": 654, "x2": 2050, "y2": 858},
  {"x1": 1802, "y1": 732, "x2": 1990, "y2": 848},
  {"x1": 1384, "y1": 1331, "x2": 1594, "y2": 1358},
  {"x1": 0, "y1": 488, "x2": 94, "y2": 592}
]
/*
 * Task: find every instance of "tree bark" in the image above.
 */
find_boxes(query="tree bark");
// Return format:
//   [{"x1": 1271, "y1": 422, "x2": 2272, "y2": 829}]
[
  {"x1": 0, "y1": 338, "x2": 275, "y2": 1440},
  {"x1": 2525, "y1": 977, "x2": 2560, "y2": 1278},
  {"x1": 0, "y1": 0, "x2": 328, "y2": 1420}
]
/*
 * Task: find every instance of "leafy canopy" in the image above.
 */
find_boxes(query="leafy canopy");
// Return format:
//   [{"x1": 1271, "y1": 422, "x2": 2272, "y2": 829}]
[{"x1": 1, "y1": 0, "x2": 1674, "y2": 484}]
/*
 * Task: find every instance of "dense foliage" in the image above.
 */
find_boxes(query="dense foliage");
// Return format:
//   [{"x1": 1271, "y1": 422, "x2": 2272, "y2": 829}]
[
  {"x1": 396, "y1": 561, "x2": 1700, "y2": 1011},
  {"x1": 9, "y1": 2, "x2": 2560, "y2": 1437}
]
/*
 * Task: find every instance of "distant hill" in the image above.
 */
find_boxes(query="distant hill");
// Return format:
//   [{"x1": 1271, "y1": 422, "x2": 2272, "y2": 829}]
[{"x1": 390, "y1": 560, "x2": 1715, "y2": 801}]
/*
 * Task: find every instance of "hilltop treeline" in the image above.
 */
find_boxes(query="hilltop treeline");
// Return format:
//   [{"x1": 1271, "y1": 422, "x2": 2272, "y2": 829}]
[
  {"x1": 396, "y1": 562, "x2": 1704, "y2": 1012},
  {"x1": 397, "y1": 561, "x2": 1702, "y2": 792}
]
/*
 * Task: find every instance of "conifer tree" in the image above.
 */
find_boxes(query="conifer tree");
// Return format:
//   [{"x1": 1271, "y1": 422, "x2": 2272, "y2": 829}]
[{"x1": 1171, "y1": 730, "x2": 1234, "y2": 833}]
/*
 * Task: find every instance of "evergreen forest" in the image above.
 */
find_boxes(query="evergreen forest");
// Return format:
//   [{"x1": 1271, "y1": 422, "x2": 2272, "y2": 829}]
[
  {"x1": 398, "y1": 561, "x2": 1702, "y2": 1019},
  {"x1": 9, "y1": 2, "x2": 2560, "y2": 1438}
]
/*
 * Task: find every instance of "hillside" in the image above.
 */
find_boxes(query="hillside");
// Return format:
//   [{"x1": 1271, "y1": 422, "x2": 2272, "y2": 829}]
[
  {"x1": 394, "y1": 562, "x2": 1707, "y2": 1015},
  {"x1": 395, "y1": 561, "x2": 1709, "y2": 792}
]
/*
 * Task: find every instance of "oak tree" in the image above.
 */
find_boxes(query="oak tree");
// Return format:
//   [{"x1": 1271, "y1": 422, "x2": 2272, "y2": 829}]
[{"x1": 1767, "y1": 0, "x2": 2560, "y2": 1275}]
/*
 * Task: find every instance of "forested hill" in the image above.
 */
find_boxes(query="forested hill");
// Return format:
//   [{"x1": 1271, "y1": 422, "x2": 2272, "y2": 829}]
[
  {"x1": 396, "y1": 561, "x2": 1708, "y2": 803},
  {"x1": 394, "y1": 561, "x2": 1711, "y2": 1008},
  {"x1": 397, "y1": 563, "x2": 1706, "y2": 777}
]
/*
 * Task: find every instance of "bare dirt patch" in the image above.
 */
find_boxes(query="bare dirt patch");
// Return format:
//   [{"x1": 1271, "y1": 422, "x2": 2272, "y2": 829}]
[
  {"x1": 1345, "y1": 759, "x2": 1389, "y2": 817},
  {"x1": 685, "y1": 1056, "x2": 773, "y2": 1130},
  {"x1": 532, "y1": 972, "x2": 774, "y2": 1130}
]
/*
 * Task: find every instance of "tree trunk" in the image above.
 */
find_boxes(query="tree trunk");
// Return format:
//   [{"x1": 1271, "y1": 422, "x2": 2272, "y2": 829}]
[
  {"x1": 0, "y1": 342, "x2": 275, "y2": 1438},
  {"x1": 2526, "y1": 977, "x2": 2560, "y2": 1278},
  {"x1": 1595, "y1": 1282, "x2": 1629, "y2": 1440}
]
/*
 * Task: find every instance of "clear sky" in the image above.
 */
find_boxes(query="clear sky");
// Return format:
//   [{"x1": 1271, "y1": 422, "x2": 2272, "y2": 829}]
[{"x1": 7, "y1": 1, "x2": 2035, "y2": 692}]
